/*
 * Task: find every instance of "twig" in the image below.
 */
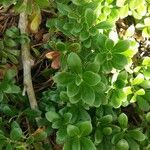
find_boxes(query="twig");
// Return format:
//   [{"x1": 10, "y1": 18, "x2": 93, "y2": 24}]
[
  {"x1": 18, "y1": 0, "x2": 38, "y2": 112},
  {"x1": 18, "y1": 1, "x2": 51, "y2": 146}
]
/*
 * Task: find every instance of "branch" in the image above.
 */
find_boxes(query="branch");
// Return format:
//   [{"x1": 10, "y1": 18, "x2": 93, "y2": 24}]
[{"x1": 18, "y1": 0, "x2": 38, "y2": 111}]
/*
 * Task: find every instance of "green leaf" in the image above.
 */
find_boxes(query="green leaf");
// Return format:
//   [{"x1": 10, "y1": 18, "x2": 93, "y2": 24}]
[
  {"x1": 63, "y1": 113, "x2": 72, "y2": 123},
  {"x1": 94, "y1": 129, "x2": 103, "y2": 144},
  {"x1": 111, "y1": 132, "x2": 124, "y2": 144},
  {"x1": 75, "y1": 75, "x2": 82, "y2": 86},
  {"x1": 77, "y1": 121, "x2": 92, "y2": 136},
  {"x1": 83, "y1": 71, "x2": 101, "y2": 86},
  {"x1": 54, "y1": 72, "x2": 75, "y2": 85},
  {"x1": 113, "y1": 40, "x2": 130, "y2": 53},
  {"x1": 4, "y1": 84, "x2": 20, "y2": 94},
  {"x1": 126, "y1": 138, "x2": 140, "y2": 150},
  {"x1": 102, "y1": 127, "x2": 112, "y2": 135},
  {"x1": 81, "y1": 137, "x2": 96, "y2": 150},
  {"x1": 67, "y1": 81, "x2": 79, "y2": 97},
  {"x1": 57, "y1": 3, "x2": 71, "y2": 15},
  {"x1": 85, "y1": 8, "x2": 96, "y2": 28},
  {"x1": 137, "y1": 96, "x2": 150, "y2": 111},
  {"x1": 6, "y1": 143, "x2": 13, "y2": 150},
  {"x1": 72, "y1": 138, "x2": 81, "y2": 150},
  {"x1": 56, "y1": 42, "x2": 66, "y2": 51},
  {"x1": 0, "y1": 91, "x2": 3, "y2": 102},
  {"x1": 142, "y1": 57, "x2": 150, "y2": 66},
  {"x1": 117, "y1": 71, "x2": 128, "y2": 81},
  {"x1": 10, "y1": 127, "x2": 23, "y2": 140},
  {"x1": 115, "y1": 79, "x2": 126, "y2": 89},
  {"x1": 0, "y1": 40, "x2": 4, "y2": 49},
  {"x1": 111, "y1": 90, "x2": 126, "y2": 108},
  {"x1": 128, "y1": 129, "x2": 146, "y2": 141},
  {"x1": 69, "y1": 92, "x2": 81, "y2": 104},
  {"x1": 35, "y1": 0, "x2": 49, "y2": 8},
  {"x1": 118, "y1": 113, "x2": 128, "y2": 128},
  {"x1": 81, "y1": 83, "x2": 95, "y2": 105},
  {"x1": 71, "y1": 0, "x2": 91, "y2": 6},
  {"x1": 33, "y1": 131, "x2": 47, "y2": 142},
  {"x1": 95, "y1": 53, "x2": 105, "y2": 65},
  {"x1": 5, "y1": 26, "x2": 19, "y2": 38},
  {"x1": 105, "y1": 39, "x2": 114, "y2": 50},
  {"x1": 69, "y1": 43, "x2": 81, "y2": 53},
  {"x1": 4, "y1": 69, "x2": 17, "y2": 81},
  {"x1": 0, "y1": 140, "x2": 6, "y2": 150},
  {"x1": 95, "y1": 21, "x2": 114, "y2": 30},
  {"x1": 4, "y1": 38, "x2": 17, "y2": 47},
  {"x1": 45, "y1": 111, "x2": 60, "y2": 122},
  {"x1": 116, "y1": 139, "x2": 129, "y2": 150},
  {"x1": 93, "y1": 93, "x2": 102, "y2": 107},
  {"x1": 103, "y1": 61, "x2": 113, "y2": 72},
  {"x1": 89, "y1": 27, "x2": 98, "y2": 36},
  {"x1": 67, "y1": 125, "x2": 80, "y2": 137},
  {"x1": 63, "y1": 141, "x2": 71, "y2": 150},
  {"x1": 83, "y1": 38, "x2": 91, "y2": 48},
  {"x1": 146, "y1": 112, "x2": 150, "y2": 123},
  {"x1": 86, "y1": 62, "x2": 100, "y2": 73},
  {"x1": 135, "y1": 89, "x2": 145, "y2": 95},
  {"x1": 60, "y1": 91, "x2": 69, "y2": 102},
  {"x1": 67, "y1": 52, "x2": 82, "y2": 73},
  {"x1": 0, "y1": 134, "x2": 6, "y2": 140},
  {"x1": 80, "y1": 30, "x2": 89, "y2": 41},
  {"x1": 56, "y1": 128, "x2": 67, "y2": 143},
  {"x1": 100, "y1": 115, "x2": 113, "y2": 124},
  {"x1": 132, "y1": 73, "x2": 144, "y2": 85},
  {"x1": 116, "y1": 0, "x2": 126, "y2": 7},
  {"x1": 112, "y1": 54, "x2": 128, "y2": 70},
  {"x1": 119, "y1": 4, "x2": 129, "y2": 18}
]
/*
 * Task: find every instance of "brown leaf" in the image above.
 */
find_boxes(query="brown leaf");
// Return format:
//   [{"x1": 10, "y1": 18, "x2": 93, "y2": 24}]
[
  {"x1": 32, "y1": 127, "x2": 45, "y2": 136},
  {"x1": 42, "y1": 33, "x2": 51, "y2": 43},
  {"x1": 45, "y1": 51, "x2": 60, "y2": 60},
  {"x1": 45, "y1": 51, "x2": 61, "y2": 69},
  {"x1": 51, "y1": 56, "x2": 60, "y2": 69},
  {"x1": 34, "y1": 29, "x2": 45, "y2": 42}
]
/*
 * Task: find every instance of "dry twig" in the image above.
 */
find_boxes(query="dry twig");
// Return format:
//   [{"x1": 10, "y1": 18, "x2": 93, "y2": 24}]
[{"x1": 18, "y1": 0, "x2": 38, "y2": 111}]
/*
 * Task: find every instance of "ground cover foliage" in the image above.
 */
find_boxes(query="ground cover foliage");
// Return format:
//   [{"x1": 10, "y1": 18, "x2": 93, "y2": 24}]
[{"x1": 0, "y1": 0, "x2": 150, "y2": 149}]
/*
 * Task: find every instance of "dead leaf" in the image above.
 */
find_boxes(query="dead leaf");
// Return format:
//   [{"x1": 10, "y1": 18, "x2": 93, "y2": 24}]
[
  {"x1": 42, "y1": 33, "x2": 51, "y2": 43},
  {"x1": 32, "y1": 127, "x2": 45, "y2": 136},
  {"x1": 29, "y1": 10, "x2": 41, "y2": 33},
  {"x1": 45, "y1": 51, "x2": 60, "y2": 60},
  {"x1": 45, "y1": 51, "x2": 61, "y2": 69},
  {"x1": 51, "y1": 56, "x2": 60, "y2": 69}
]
